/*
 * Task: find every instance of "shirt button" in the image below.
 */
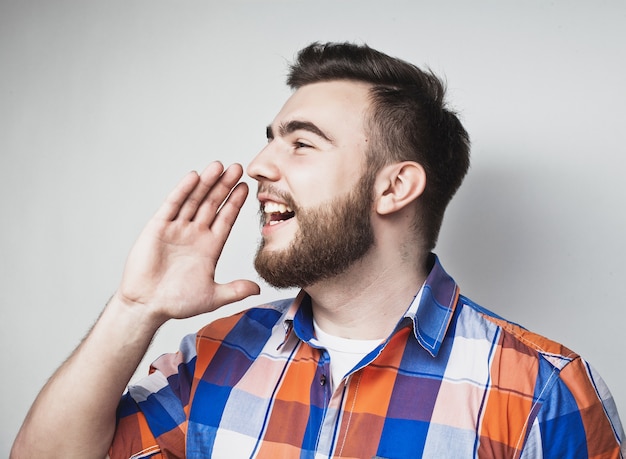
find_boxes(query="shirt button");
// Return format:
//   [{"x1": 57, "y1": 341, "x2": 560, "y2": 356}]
[{"x1": 320, "y1": 375, "x2": 327, "y2": 386}]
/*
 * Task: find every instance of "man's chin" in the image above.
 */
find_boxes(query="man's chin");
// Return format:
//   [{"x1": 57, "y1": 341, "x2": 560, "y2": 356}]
[{"x1": 254, "y1": 249, "x2": 309, "y2": 289}]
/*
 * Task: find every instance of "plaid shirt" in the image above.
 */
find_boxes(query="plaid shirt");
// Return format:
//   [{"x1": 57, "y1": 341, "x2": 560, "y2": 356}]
[{"x1": 110, "y1": 256, "x2": 625, "y2": 458}]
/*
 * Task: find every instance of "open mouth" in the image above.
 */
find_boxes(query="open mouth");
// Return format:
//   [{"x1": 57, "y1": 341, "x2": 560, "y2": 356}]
[{"x1": 263, "y1": 201, "x2": 296, "y2": 226}]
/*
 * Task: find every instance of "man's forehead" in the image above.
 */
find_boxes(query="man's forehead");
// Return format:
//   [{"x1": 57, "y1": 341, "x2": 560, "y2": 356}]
[{"x1": 269, "y1": 80, "x2": 372, "y2": 131}]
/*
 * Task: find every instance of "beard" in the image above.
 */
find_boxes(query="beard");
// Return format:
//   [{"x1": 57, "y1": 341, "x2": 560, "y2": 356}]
[{"x1": 254, "y1": 172, "x2": 376, "y2": 289}]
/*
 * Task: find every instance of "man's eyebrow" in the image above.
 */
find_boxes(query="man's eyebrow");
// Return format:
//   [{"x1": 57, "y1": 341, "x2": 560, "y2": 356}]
[{"x1": 266, "y1": 120, "x2": 333, "y2": 143}]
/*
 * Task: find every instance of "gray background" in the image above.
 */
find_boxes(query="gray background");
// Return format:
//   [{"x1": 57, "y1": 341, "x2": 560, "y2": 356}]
[{"x1": 1, "y1": 0, "x2": 624, "y2": 454}]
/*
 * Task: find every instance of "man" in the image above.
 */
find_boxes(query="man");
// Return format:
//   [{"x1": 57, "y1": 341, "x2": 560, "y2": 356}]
[{"x1": 12, "y1": 42, "x2": 624, "y2": 458}]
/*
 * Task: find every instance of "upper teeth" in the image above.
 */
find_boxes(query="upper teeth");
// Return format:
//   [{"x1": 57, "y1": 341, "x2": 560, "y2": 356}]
[{"x1": 264, "y1": 202, "x2": 293, "y2": 214}]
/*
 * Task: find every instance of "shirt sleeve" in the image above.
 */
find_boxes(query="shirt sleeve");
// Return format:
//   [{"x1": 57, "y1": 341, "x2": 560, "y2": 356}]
[
  {"x1": 109, "y1": 333, "x2": 198, "y2": 459},
  {"x1": 524, "y1": 357, "x2": 625, "y2": 458}
]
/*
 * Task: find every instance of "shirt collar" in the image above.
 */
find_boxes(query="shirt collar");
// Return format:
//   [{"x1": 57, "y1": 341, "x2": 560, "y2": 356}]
[
  {"x1": 281, "y1": 254, "x2": 460, "y2": 357},
  {"x1": 403, "y1": 254, "x2": 460, "y2": 357}
]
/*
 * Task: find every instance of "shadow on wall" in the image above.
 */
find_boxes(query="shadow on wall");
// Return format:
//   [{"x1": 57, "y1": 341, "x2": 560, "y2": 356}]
[
  {"x1": 439, "y1": 160, "x2": 536, "y2": 300},
  {"x1": 436, "y1": 156, "x2": 598, "y2": 325}
]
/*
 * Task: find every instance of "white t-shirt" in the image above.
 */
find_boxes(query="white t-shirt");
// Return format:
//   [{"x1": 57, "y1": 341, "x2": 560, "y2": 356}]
[{"x1": 312, "y1": 320, "x2": 383, "y2": 392}]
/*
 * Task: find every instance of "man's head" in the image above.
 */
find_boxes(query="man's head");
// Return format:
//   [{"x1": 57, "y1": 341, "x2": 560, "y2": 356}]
[
  {"x1": 248, "y1": 42, "x2": 470, "y2": 288},
  {"x1": 287, "y1": 42, "x2": 471, "y2": 253}
]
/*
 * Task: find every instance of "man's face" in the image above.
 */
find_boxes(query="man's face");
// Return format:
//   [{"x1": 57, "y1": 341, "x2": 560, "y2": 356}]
[{"x1": 247, "y1": 81, "x2": 375, "y2": 288}]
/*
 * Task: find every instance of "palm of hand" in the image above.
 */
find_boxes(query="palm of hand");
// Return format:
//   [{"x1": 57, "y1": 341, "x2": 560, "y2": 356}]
[{"x1": 118, "y1": 162, "x2": 260, "y2": 322}]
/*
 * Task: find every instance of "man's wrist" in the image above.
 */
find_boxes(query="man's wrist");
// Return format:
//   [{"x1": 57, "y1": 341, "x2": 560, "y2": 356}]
[{"x1": 106, "y1": 291, "x2": 167, "y2": 336}]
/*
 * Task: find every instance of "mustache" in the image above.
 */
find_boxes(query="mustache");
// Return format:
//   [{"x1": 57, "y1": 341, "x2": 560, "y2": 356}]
[{"x1": 256, "y1": 184, "x2": 299, "y2": 211}]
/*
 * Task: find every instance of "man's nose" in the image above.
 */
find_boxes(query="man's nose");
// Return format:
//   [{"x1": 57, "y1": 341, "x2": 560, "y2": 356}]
[{"x1": 247, "y1": 142, "x2": 281, "y2": 182}]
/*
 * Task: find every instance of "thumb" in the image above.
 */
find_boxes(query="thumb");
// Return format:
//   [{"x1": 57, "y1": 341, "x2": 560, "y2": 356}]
[{"x1": 212, "y1": 280, "x2": 261, "y2": 309}]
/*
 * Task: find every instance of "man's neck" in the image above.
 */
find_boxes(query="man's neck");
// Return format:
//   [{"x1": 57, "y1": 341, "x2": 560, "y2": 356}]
[{"x1": 304, "y1": 250, "x2": 429, "y2": 340}]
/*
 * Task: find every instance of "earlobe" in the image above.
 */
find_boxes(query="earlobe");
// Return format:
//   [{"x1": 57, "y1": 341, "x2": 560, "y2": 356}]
[{"x1": 375, "y1": 161, "x2": 426, "y2": 215}]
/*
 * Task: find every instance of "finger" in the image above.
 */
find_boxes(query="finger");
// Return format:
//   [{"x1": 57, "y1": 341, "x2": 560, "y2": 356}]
[
  {"x1": 211, "y1": 280, "x2": 261, "y2": 310},
  {"x1": 207, "y1": 182, "x2": 249, "y2": 257},
  {"x1": 153, "y1": 171, "x2": 201, "y2": 222},
  {"x1": 193, "y1": 163, "x2": 245, "y2": 226},
  {"x1": 176, "y1": 162, "x2": 226, "y2": 221}
]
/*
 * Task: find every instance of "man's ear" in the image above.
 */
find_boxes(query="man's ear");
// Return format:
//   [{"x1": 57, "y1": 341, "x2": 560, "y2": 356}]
[{"x1": 374, "y1": 161, "x2": 426, "y2": 215}]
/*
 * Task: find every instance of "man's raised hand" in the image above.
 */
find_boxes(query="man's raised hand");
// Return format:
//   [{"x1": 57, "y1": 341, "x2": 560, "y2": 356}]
[{"x1": 116, "y1": 162, "x2": 260, "y2": 324}]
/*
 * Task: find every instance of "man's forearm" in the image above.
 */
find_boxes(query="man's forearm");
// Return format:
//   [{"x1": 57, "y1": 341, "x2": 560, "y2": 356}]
[{"x1": 11, "y1": 294, "x2": 164, "y2": 458}]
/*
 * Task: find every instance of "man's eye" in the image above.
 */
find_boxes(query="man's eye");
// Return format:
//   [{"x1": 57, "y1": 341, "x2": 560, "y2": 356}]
[{"x1": 295, "y1": 141, "x2": 312, "y2": 149}]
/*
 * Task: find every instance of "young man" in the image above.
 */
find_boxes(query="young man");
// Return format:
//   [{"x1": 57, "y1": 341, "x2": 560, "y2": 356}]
[{"x1": 12, "y1": 42, "x2": 624, "y2": 458}]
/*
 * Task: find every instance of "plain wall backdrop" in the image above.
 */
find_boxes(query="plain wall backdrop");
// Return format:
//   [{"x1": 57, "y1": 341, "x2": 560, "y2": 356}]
[{"x1": 1, "y1": 0, "x2": 624, "y2": 454}]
